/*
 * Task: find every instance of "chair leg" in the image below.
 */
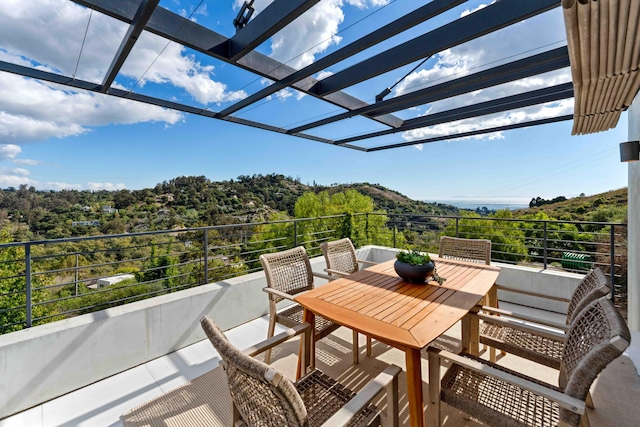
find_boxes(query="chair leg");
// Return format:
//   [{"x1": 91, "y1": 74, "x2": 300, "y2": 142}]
[
  {"x1": 353, "y1": 330, "x2": 359, "y2": 364},
  {"x1": 386, "y1": 367, "x2": 400, "y2": 427},
  {"x1": 585, "y1": 391, "x2": 594, "y2": 409},
  {"x1": 427, "y1": 350, "x2": 442, "y2": 426},
  {"x1": 366, "y1": 336, "x2": 372, "y2": 356},
  {"x1": 579, "y1": 413, "x2": 591, "y2": 427},
  {"x1": 265, "y1": 304, "x2": 277, "y2": 364},
  {"x1": 490, "y1": 347, "x2": 497, "y2": 362}
]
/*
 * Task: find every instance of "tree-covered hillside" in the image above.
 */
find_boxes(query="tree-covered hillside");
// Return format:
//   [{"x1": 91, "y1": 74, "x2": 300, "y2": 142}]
[
  {"x1": 519, "y1": 188, "x2": 627, "y2": 223},
  {"x1": 0, "y1": 174, "x2": 458, "y2": 241}
]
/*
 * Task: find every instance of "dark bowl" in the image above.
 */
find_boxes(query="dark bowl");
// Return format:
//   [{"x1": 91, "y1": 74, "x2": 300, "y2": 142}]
[{"x1": 394, "y1": 260, "x2": 435, "y2": 284}]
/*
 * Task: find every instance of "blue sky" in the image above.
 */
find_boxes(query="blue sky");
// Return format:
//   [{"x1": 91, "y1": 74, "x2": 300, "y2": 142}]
[{"x1": 0, "y1": 0, "x2": 630, "y2": 204}]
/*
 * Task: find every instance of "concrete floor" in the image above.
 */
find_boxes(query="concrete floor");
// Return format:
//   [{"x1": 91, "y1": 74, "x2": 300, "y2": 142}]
[{"x1": 2, "y1": 302, "x2": 639, "y2": 427}]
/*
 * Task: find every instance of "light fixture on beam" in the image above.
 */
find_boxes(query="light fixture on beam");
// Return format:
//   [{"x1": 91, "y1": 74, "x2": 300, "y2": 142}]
[
  {"x1": 233, "y1": 0, "x2": 255, "y2": 30},
  {"x1": 620, "y1": 141, "x2": 640, "y2": 162}
]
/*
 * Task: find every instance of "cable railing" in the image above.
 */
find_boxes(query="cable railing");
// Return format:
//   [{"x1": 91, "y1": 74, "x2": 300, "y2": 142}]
[{"x1": 0, "y1": 213, "x2": 627, "y2": 333}]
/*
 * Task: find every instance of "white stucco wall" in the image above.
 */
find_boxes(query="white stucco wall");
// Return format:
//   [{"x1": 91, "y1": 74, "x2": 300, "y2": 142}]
[
  {"x1": 0, "y1": 256, "x2": 331, "y2": 419},
  {"x1": 628, "y1": 97, "x2": 640, "y2": 331}
]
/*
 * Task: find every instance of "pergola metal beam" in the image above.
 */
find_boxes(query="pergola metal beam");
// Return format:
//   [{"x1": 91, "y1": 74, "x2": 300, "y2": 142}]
[
  {"x1": 312, "y1": 0, "x2": 559, "y2": 96},
  {"x1": 336, "y1": 83, "x2": 575, "y2": 144},
  {"x1": 101, "y1": 0, "x2": 160, "y2": 92},
  {"x1": 69, "y1": 0, "x2": 402, "y2": 128},
  {"x1": 216, "y1": 0, "x2": 467, "y2": 118},
  {"x1": 288, "y1": 46, "x2": 570, "y2": 134},
  {"x1": 226, "y1": 0, "x2": 322, "y2": 60},
  {"x1": 0, "y1": 60, "x2": 348, "y2": 149},
  {"x1": 367, "y1": 115, "x2": 574, "y2": 151},
  {"x1": 12, "y1": 1, "x2": 578, "y2": 152}
]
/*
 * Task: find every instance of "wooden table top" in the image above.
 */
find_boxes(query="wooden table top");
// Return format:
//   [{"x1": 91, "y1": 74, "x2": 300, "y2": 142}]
[{"x1": 295, "y1": 257, "x2": 500, "y2": 350}]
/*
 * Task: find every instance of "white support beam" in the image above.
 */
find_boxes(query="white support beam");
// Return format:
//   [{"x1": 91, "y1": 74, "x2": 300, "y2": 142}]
[{"x1": 628, "y1": 96, "x2": 640, "y2": 331}]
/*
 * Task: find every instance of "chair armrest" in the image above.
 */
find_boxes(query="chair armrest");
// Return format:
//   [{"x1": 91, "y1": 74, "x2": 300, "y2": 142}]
[
  {"x1": 321, "y1": 365, "x2": 402, "y2": 427},
  {"x1": 477, "y1": 312, "x2": 567, "y2": 341},
  {"x1": 356, "y1": 259, "x2": 378, "y2": 267},
  {"x1": 428, "y1": 348, "x2": 585, "y2": 415},
  {"x1": 262, "y1": 287, "x2": 296, "y2": 301},
  {"x1": 324, "y1": 268, "x2": 350, "y2": 277},
  {"x1": 312, "y1": 271, "x2": 335, "y2": 281},
  {"x1": 242, "y1": 323, "x2": 311, "y2": 358},
  {"x1": 494, "y1": 285, "x2": 571, "y2": 303},
  {"x1": 480, "y1": 306, "x2": 569, "y2": 332}
]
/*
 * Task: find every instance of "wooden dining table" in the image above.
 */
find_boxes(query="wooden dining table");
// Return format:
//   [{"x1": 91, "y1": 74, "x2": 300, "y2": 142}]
[{"x1": 295, "y1": 257, "x2": 500, "y2": 427}]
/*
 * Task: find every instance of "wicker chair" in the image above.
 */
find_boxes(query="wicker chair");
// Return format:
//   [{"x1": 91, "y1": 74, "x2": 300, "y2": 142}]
[
  {"x1": 320, "y1": 238, "x2": 377, "y2": 278},
  {"x1": 320, "y1": 238, "x2": 377, "y2": 360},
  {"x1": 201, "y1": 317, "x2": 401, "y2": 427},
  {"x1": 438, "y1": 236, "x2": 492, "y2": 265},
  {"x1": 478, "y1": 267, "x2": 611, "y2": 368},
  {"x1": 260, "y1": 246, "x2": 357, "y2": 365},
  {"x1": 438, "y1": 236, "x2": 497, "y2": 355},
  {"x1": 427, "y1": 296, "x2": 630, "y2": 427}
]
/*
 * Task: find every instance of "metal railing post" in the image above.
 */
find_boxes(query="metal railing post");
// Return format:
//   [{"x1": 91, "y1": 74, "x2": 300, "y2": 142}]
[
  {"x1": 75, "y1": 253, "x2": 79, "y2": 296},
  {"x1": 294, "y1": 221, "x2": 298, "y2": 247},
  {"x1": 25, "y1": 243, "x2": 32, "y2": 328},
  {"x1": 203, "y1": 229, "x2": 209, "y2": 285},
  {"x1": 610, "y1": 225, "x2": 615, "y2": 302},
  {"x1": 543, "y1": 222, "x2": 548, "y2": 269},
  {"x1": 455, "y1": 217, "x2": 459, "y2": 237},
  {"x1": 392, "y1": 216, "x2": 397, "y2": 248},
  {"x1": 365, "y1": 213, "x2": 369, "y2": 243}
]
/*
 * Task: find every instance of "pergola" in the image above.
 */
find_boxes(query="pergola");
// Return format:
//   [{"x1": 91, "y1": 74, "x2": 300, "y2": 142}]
[{"x1": 1, "y1": 0, "x2": 580, "y2": 152}]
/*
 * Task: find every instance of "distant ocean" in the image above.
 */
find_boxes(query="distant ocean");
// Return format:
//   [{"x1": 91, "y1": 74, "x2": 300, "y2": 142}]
[{"x1": 429, "y1": 200, "x2": 529, "y2": 211}]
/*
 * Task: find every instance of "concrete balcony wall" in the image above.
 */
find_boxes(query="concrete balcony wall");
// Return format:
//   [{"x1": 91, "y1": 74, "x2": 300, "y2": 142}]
[
  {"x1": 0, "y1": 246, "x2": 584, "y2": 419},
  {"x1": 0, "y1": 256, "x2": 332, "y2": 419}
]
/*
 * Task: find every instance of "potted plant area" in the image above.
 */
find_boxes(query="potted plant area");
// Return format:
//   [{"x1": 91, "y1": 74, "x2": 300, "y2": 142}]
[{"x1": 394, "y1": 250, "x2": 445, "y2": 284}]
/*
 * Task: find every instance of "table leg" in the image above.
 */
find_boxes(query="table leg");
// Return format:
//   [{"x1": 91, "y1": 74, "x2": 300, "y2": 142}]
[
  {"x1": 405, "y1": 348, "x2": 425, "y2": 427},
  {"x1": 461, "y1": 308, "x2": 480, "y2": 356},
  {"x1": 297, "y1": 309, "x2": 315, "y2": 380}
]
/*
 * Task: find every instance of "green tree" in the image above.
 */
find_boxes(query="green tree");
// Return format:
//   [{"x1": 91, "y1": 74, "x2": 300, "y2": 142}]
[
  {"x1": 0, "y1": 229, "x2": 53, "y2": 333},
  {"x1": 293, "y1": 189, "x2": 397, "y2": 248}
]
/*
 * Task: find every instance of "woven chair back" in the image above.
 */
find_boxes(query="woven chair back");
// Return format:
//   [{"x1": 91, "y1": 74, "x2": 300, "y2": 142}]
[
  {"x1": 260, "y1": 247, "x2": 314, "y2": 303},
  {"x1": 558, "y1": 296, "x2": 630, "y2": 425},
  {"x1": 321, "y1": 238, "x2": 359, "y2": 276},
  {"x1": 200, "y1": 317, "x2": 309, "y2": 427},
  {"x1": 438, "y1": 236, "x2": 492, "y2": 265},
  {"x1": 566, "y1": 267, "x2": 611, "y2": 324}
]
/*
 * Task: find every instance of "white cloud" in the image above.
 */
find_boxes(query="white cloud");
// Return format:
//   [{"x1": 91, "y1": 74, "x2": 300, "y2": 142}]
[
  {"x1": 6, "y1": 167, "x2": 30, "y2": 177},
  {"x1": 123, "y1": 33, "x2": 247, "y2": 105},
  {"x1": 275, "y1": 89, "x2": 293, "y2": 101},
  {"x1": 460, "y1": 2, "x2": 494, "y2": 18},
  {"x1": 12, "y1": 158, "x2": 42, "y2": 165},
  {"x1": 402, "y1": 99, "x2": 574, "y2": 142},
  {"x1": 0, "y1": 174, "x2": 37, "y2": 187},
  {"x1": 241, "y1": 0, "x2": 389, "y2": 70},
  {"x1": 0, "y1": 0, "x2": 246, "y2": 107},
  {"x1": 0, "y1": 72, "x2": 184, "y2": 144},
  {"x1": 87, "y1": 182, "x2": 127, "y2": 191},
  {"x1": 45, "y1": 182, "x2": 84, "y2": 191},
  {"x1": 345, "y1": 0, "x2": 391, "y2": 9},
  {"x1": 393, "y1": 9, "x2": 570, "y2": 142},
  {"x1": 0, "y1": 144, "x2": 21, "y2": 160},
  {"x1": 316, "y1": 70, "x2": 335, "y2": 80}
]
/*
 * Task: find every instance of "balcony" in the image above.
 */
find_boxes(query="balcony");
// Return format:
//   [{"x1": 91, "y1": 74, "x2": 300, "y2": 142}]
[{"x1": 1, "y1": 233, "x2": 638, "y2": 426}]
